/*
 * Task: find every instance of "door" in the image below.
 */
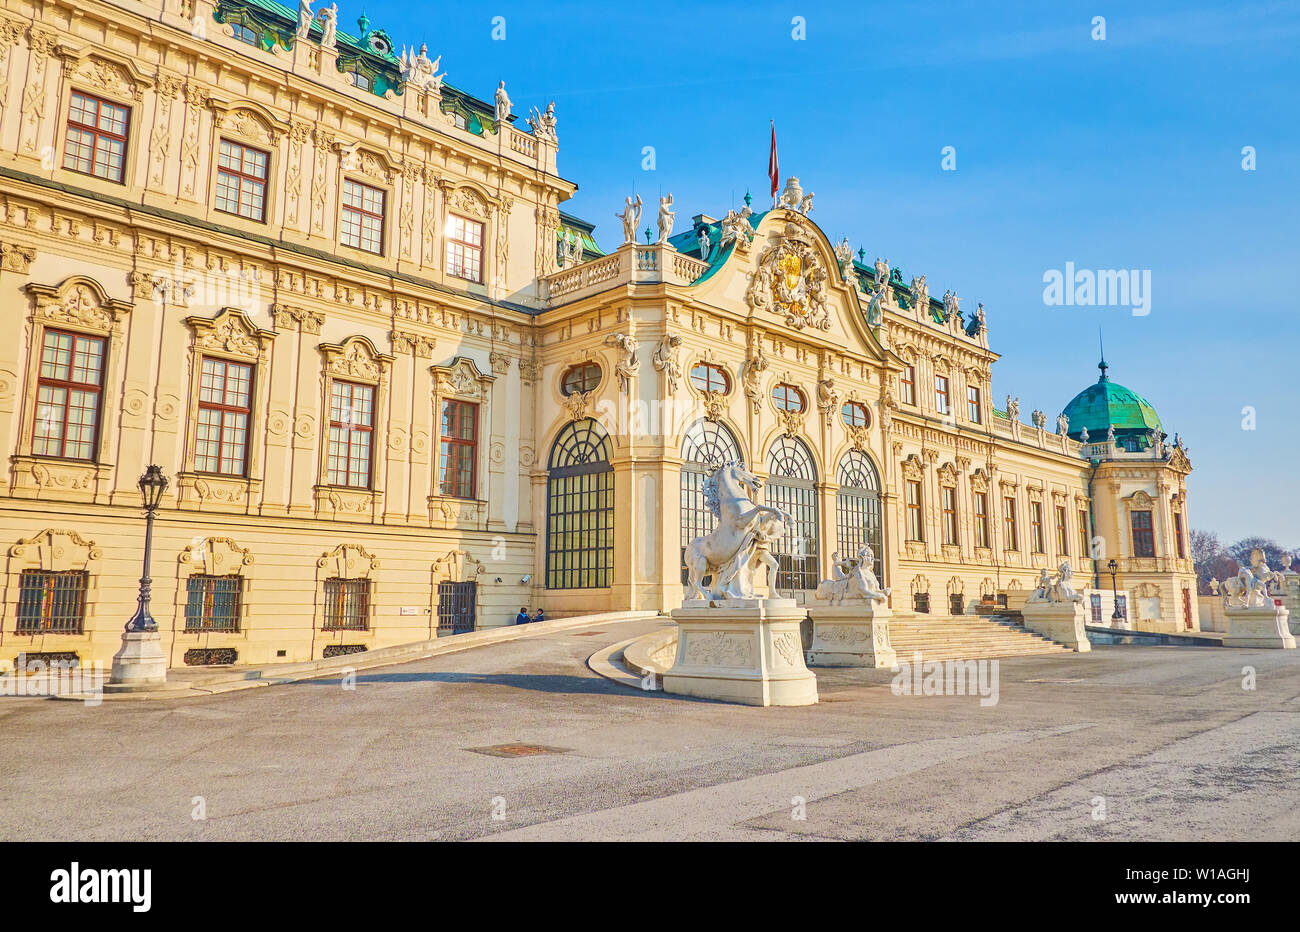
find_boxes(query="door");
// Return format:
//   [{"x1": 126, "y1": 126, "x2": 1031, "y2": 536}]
[
  {"x1": 437, "y1": 581, "x2": 476, "y2": 635},
  {"x1": 1182, "y1": 588, "x2": 1193, "y2": 630}
]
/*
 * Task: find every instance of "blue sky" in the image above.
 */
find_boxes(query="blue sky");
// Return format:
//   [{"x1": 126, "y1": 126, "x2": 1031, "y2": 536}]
[{"x1": 357, "y1": 0, "x2": 1298, "y2": 543}]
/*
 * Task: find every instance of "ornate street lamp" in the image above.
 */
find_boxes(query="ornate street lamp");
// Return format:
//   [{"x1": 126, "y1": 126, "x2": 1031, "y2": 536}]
[
  {"x1": 1107, "y1": 558, "x2": 1123, "y2": 624},
  {"x1": 124, "y1": 465, "x2": 169, "y2": 633}
]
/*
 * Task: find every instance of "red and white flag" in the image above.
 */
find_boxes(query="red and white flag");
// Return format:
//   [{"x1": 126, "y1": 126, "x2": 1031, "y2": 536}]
[{"x1": 768, "y1": 121, "x2": 779, "y2": 202}]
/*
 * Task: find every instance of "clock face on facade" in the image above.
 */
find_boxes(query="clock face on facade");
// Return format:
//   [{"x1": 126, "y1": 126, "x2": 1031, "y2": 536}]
[{"x1": 368, "y1": 34, "x2": 391, "y2": 55}]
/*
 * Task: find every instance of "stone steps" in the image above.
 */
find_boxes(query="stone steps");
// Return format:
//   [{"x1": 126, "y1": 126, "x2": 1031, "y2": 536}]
[{"x1": 882, "y1": 613, "x2": 1071, "y2": 660}]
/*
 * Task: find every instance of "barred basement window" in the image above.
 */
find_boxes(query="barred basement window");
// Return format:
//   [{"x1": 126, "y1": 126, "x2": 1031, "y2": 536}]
[
  {"x1": 680, "y1": 419, "x2": 744, "y2": 584},
  {"x1": 914, "y1": 592, "x2": 931, "y2": 614},
  {"x1": 323, "y1": 578, "x2": 370, "y2": 631},
  {"x1": 836, "y1": 449, "x2": 882, "y2": 583},
  {"x1": 184, "y1": 574, "x2": 243, "y2": 632},
  {"x1": 766, "y1": 436, "x2": 819, "y2": 591},
  {"x1": 546, "y1": 418, "x2": 614, "y2": 590},
  {"x1": 950, "y1": 593, "x2": 965, "y2": 615},
  {"x1": 16, "y1": 570, "x2": 88, "y2": 635}
]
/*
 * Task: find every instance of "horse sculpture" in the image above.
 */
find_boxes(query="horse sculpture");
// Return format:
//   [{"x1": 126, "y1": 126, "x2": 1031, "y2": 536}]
[
  {"x1": 1220, "y1": 549, "x2": 1280, "y2": 609},
  {"x1": 683, "y1": 461, "x2": 792, "y2": 601}
]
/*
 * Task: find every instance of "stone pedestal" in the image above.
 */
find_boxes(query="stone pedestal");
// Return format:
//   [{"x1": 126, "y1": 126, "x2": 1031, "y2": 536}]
[
  {"x1": 664, "y1": 599, "x2": 817, "y2": 707},
  {"x1": 1021, "y1": 600, "x2": 1091, "y2": 652},
  {"x1": 1223, "y1": 605, "x2": 1295, "y2": 649},
  {"x1": 108, "y1": 630, "x2": 168, "y2": 690},
  {"x1": 806, "y1": 603, "x2": 896, "y2": 668}
]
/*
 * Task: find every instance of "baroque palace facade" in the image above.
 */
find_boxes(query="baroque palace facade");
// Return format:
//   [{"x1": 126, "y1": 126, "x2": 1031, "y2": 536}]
[{"x1": 0, "y1": 0, "x2": 1199, "y2": 669}]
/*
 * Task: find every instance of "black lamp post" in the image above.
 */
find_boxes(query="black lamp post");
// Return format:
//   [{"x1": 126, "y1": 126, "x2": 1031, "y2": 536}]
[
  {"x1": 1107, "y1": 558, "x2": 1123, "y2": 624},
  {"x1": 124, "y1": 465, "x2": 168, "y2": 633}
]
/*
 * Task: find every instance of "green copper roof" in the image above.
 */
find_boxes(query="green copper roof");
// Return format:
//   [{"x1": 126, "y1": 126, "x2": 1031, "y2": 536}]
[{"x1": 1061, "y1": 358, "x2": 1163, "y2": 440}]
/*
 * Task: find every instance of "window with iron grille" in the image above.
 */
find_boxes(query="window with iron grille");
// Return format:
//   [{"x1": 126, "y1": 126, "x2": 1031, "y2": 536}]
[
  {"x1": 340, "y1": 178, "x2": 385, "y2": 254},
  {"x1": 900, "y1": 366, "x2": 916, "y2": 406},
  {"x1": 689, "y1": 363, "x2": 729, "y2": 395},
  {"x1": 195, "y1": 356, "x2": 253, "y2": 476},
  {"x1": 1056, "y1": 505, "x2": 1070, "y2": 555},
  {"x1": 439, "y1": 400, "x2": 477, "y2": 499},
  {"x1": 967, "y1": 385, "x2": 982, "y2": 423},
  {"x1": 1131, "y1": 510, "x2": 1155, "y2": 558},
  {"x1": 63, "y1": 91, "x2": 130, "y2": 183},
  {"x1": 766, "y1": 436, "x2": 820, "y2": 591},
  {"x1": 905, "y1": 479, "x2": 923, "y2": 542},
  {"x1": 215, "y1": 139, "x2": 270, "y2": 222},
  {"x1": 950, "y1": 593, "x2": 965, "y2": 615},
  {"x1": 835, "y1": 449, "x2": 882, "y2": 584},
  {"x1": 942, "y1": 486, "x2": 958, "y2": 545},
  {"x1": 973, "y1": 491, "x2": 990, "y2": 548},
  {"x1": 680, "y1": 419, "x2": 744, "y2": 585},
  {"x1": 546, "y1": 418, "x2": 614, "y2": 590},
  {"x1": 914, "y1": 592, "x2": 930, "y2": 613},
  {"x1": 184, "y1": 574, "x2": 243, "y2": 632},
  {"x1": 1003, "y1": 496, "x2": 1019, "y2": 551},
  {"x1": 323, "y1": 578, "x2": 370, "y2": 630},
  {"x1": 327, "y1": 380, "x2": 374, "y2": 488},
  {"x1": 16, "y1": 570, "x2": 88, "y2": 635},
  {"x1": 1030, "y1": 501, "x2": 1045, "y2": 553},
  {"x1": 445, "y1": 214, "x2": 484, "y2": 282},
  {"x1": 935, "y1": 375, "x2": 950, "y2": 414},
  {"x1": 32, "y1": 329, "x2": 106, "y2": 461},
  {"x1": 1116, "y1": 594, "x2": 1129, "y2": 618}
]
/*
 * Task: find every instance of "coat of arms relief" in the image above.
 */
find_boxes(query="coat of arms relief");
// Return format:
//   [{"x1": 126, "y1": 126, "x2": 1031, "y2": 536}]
[{"x1": 745, "y1": 221, "x2": 831, "y2": 331}]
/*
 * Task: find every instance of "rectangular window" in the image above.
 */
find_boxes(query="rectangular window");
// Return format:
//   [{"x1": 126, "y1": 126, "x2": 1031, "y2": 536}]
[
  {"x1": 1174, "y1": 511, "x2": 1186, "y2": 559},
  {"x1": 942, "y1": 486, "x2": 958, "y2": 546},
  {"x1": 439, "y1": 399, "x2": 478, "y2": 499},
  {"x1": 913, "y1": 592, "x2": 930, "y2": 614},
  {"x1": 935, "y1": 375, "x2": 950, "y2": 414},
  {"x1": 184, "y1": 574, "x2": 243, "y2": 632},
  {"x1": 1003, "y1": 496, "x2": 1019, "y2": 551},
  {"x1": 323, "y1": 578, "x2": 370, "y2": 631},
  {"x1": 967, "y1": 385, "x2": 982, "y2": 423},
  {"x1": 215, "y1": 139, "x2": 269, "y2": 222},
  {"x1": 1056, "y1": 505, "x2": 1069, "y2": 555},
  {"x1": 974, "y1": 491, "x2": 990, "y2": 548},
  {"x1": 63, "y1": 91, "x2": 130, "y2": 183},
  {"x1": 15, "y1": 570, "x2": 88, "y2": 634},
  {"x1": 1131, "y1": 510, "x2": 1155, "y2": 558},
  {"x1": 906, "y1": 479, "x2": 923, "y2": 542},
  {"x1": 900, "y1": 366, "x2": 916, "y2": 406},
  {"x1": 1079, "y1": 508, "x2": 1091, "y2": 559},
  {"x1": 949, "y1": 593, "x2": 965, "y2": 615},
  {"x1": 340, "y1": 178, "x2": 385, "y2": 254},
  {"x1": 327, "y1": 381, "x2": 374, "y2": 488},
  {"x1": 445, "y1": 214, "x2": 485, "y2": 283},
  {"x1": 195, "y1": 357, "x2": 253, "y2": 476},
  {"x1": 32, "y1": 329, "x2": 106, "y2": 461},
  {"x1": 1030, "y1": 501, "x2": 1045, "y2": 553}
]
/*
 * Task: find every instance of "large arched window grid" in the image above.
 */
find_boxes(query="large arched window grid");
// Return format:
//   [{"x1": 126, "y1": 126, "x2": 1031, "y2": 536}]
[
  {"x1": 836, "y1": 449, "x2": 883, "y2": 583},
  {"x1": 679, "y1": 419, "x2": 745, "y2": 584},
  {"x1": 766, "y1": 436, "x2": 820, "y2": 592},
  {"x1": 545, "y1": 419, "x2": 614, "y2": 590}
]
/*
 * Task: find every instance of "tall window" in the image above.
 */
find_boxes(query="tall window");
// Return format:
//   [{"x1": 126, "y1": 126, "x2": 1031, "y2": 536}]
[
  {"x1": 689, "y1": 362, "x2": 729, "y2": 394},
  {"x1": 327, "y1": 380, "x2": 374, "y2": 488},
  {"x1": 439, "y1": 400, "x2": 477, "y2": 499},
  {"x1": 1030, "y1": 501, "x2": 1045, "y2": 553},
  {"x1": 340, "y1": 179, "x2": 385, "y2": 254},
  {"x1": 680, "y1": 419, "x2": 744, "y2": 584},
  {"x1": 195, "y1": 357, "x2": 253, "y2": 476},
  {"x1": 967, "y1": 385, "x2": 982, "y2": 423},
  {"x1": 771, "y1": 383, "x2": 805, "y2": 412},
  {"x1": 905, "y1": 479, "x2": 923, "y2": 542},
  {"x1": 974, "y1": 491, "x2": 990, "y2": 548},
  {"x1": 1003, "y1": 496, "x2": 1019, "y2": 551},
  {"x1": 215, "y1": 139, "x2": 269, "y2": 222},
  {"x1": 1131, "y1": 510, "x2": 1155, "y2": 557},
  {"x1": 323, "y1": 578, "x2": 370, "y2": 631},
  {"x1": 935, "y1": 375, "x2": 950, "y2": 414},
  {"x1": 767, "y1": 436, "x2": 820, "y2": 591},
  {"x1": 546, "y1": 419, "x2": 614, "y2": 589},
  {"x1": 63, "y1": 91, "x2": 129, "y2": 183},
  {"x1": 900, "y1": 366, "x2": 916, "y2": 405},
  {"x1": 1173, "y1": 511, "x2": 1186, "y2": 559},
  {"x1": 942, "y1": 486, "x2": 958, "y2": 545},
  {"x1": 184, "y1": 575, "x2": 242, "y2": 631},
  {"x1": 16, "y1": 570, "x2": 88, "y2": 635},
  {"x1": 32, "y1": 329, "x2": 106, "y2": 461},
  {"x1": 1056, "y1": 505, "x2": 1069, "y2": 555},
  {"x1": 836, "y1": 450, "x2": 882, "y2": 583},
  {"x1": 445, "y1": 214, "x2": 485, "y2": 282},
  {"x1": 1079, "y1": 508, "x2": 1091, "y2": 559}
]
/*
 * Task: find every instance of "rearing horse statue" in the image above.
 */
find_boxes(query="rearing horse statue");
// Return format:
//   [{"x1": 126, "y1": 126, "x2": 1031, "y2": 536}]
[{"x1": 683, "y1": 461, "x2": 791, "y2": 601}]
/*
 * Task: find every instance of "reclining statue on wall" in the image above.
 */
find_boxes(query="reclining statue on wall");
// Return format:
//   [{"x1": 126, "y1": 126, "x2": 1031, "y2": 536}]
[
  {"x1": 814, "y1": 545, "x2": 890, "y2": 606},
  {"x1": 1028, "y1": 562, "x2": 1086, "y2": 604},
  {"x1": 682, "y1": 461, "x2": 792, "y2": 602}
]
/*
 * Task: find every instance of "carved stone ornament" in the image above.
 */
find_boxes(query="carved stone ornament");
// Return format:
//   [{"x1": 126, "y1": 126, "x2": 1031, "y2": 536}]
[
  {"x1": 26, "y1": 277, "x2": 132, "y2": 333},
  {"x1": 432, "y1": 356, "x2": 493, "y2": 400},
  {"x1": 746, "y1": 223, "x2": 831, "y2": 331},
  {"x1": 321, "y1": 336, "x2": 392, "y2": 382},
  {"x1": 563, "y1": 390, "x2": 593, "y2": 421},
  {"x1": 187, "y1": 308, "x2": 274, "y2": 360}
]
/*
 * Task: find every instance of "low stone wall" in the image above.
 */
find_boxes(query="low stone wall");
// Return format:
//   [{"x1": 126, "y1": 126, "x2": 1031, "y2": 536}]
[{"x1": 622, "y1": 627, "x2": 678, "y2": 677}]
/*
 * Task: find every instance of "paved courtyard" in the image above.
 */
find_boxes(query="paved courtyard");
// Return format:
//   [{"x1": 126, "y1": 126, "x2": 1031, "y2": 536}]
[{"x1": 3, "y1": 618, "x2": 1298, "y2": 841}]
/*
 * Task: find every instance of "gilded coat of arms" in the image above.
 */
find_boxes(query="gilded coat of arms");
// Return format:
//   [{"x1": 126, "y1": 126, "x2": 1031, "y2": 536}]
[{"x1": 745, "y1": 222, "x2": 830, "y2": 331}]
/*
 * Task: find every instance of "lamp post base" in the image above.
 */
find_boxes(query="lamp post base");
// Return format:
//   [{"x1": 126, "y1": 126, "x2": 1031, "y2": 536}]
[{"x1": 108, "y1": 629, "x2": 167, "y2": 689}]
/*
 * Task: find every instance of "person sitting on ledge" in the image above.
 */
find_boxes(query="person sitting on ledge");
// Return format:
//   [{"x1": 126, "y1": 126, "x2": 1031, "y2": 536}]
[{"x1": 515, "y1": 607, "x2": 530, "y2": 626}]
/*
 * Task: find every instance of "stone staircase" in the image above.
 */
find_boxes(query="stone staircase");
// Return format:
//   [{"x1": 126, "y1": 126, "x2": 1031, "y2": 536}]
[{"x1": 885, "y1": 613, "x2": 1073, "y2": 661}]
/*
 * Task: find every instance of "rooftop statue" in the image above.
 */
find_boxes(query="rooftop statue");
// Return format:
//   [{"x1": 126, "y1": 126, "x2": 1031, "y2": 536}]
[
  {"x1": 616, "y1": 194, "x2": 643, "y2": 246},
  {"x1": 528, "y1": 101, "x2": 557, "y2": 141},
  {"x1": 296, "y1": 0, "x2": 315, "y2": 41},
  {"x1": 682, "y1": 462, "x2": 792, "y2": 602},
  {"x1": 657, "y1": 193, "x2": 675, "y2": 244},
  {"x1": 400, "y1": 44, "x2": 444, "y2": 93},
  {"x1": 911, "y1": 274, "x2": 929, "y2": 311},
  {"x1": 318, "y1": 3, "x2": 338, "y2": 49},
  {"x1": 696, "y1": 226, "x2": 711, "y2": 262},
  {"x1": 494, "y1": 81, "x2": 512, "y2": 123},
  {"x1": 942, "y1": 289, "x2": 960, "y2": 323},
  {"x1": 1006, "y1": 395, "x2": 1020, "y2": 421},
  {"x1": 874, "y1": 257, "x2": 890, "y2": 294}
]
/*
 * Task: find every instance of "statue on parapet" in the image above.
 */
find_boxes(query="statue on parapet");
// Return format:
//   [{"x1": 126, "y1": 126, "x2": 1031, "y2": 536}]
[
  {"x1": 815, "y1": 546, "x2": 890, "y2": 606},
  {"x1": 1028, "y1": 562, "x2": 1085, "y2": 604}
]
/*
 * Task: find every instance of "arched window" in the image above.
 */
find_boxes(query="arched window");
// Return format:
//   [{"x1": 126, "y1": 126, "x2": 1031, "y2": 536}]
[
  {"x1": 772, "y1": 383, "x2": 805, "y2": 412},
  {"x1": 766, "y1": 436, "x2": 820, "y2": 591},
  {"x1": 546, "y1": 418, "x2": 613, "y2": 589},
  {"x1": 836, "y1": 449, "x2": 883, "y2": 583},
  {"x1": 689, "y1": 362, "x2": 730, "y2": 394},
  {"x1": 561, "y1": 363, "x2": 601, "y2": 396},
  {"x1": 841, "y1": 401, "x2": 869, "y2": 428},
  {"x1": 679, "y1": 419, "x2": 744, "y2": 583}
]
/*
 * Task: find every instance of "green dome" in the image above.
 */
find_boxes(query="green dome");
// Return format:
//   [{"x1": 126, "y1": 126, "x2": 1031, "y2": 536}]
[{"x1": 1061, "y1": 359, "x2": 1163, "y2": 441}]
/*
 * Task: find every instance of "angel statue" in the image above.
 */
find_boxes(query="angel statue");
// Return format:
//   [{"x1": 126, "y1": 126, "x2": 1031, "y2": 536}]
[{"x1": 616, "y1": 194, "x2": 642, "y2": 246}]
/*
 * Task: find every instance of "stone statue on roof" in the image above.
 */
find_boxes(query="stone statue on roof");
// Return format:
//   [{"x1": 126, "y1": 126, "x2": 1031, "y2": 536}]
[
  {"x1": 318, "y1": 3, "x2": 338, "y2": 49},
  {"x1": 400, "y1": 45, "x2": 444, "y2": 93},
  {"x1": 296, "y1": 0, "x2": 315, "y2": 41},
  {"x1": 1057, "y1": 413, "x2": 1069, "y2": 435},
  {"x1": 528, "y1": 102, "x2": 557, "y2": 141},
  {"x1": 616, "y1": 194, "x2": 642, "y2": 246},
  {"x1": 974, "y1": 302, "x2": 987, "y2": 332},
  {"x1": 1006, "y1": 395, "x2": 1020, "y2": 422},
  {"x1": 494, "y1": 81, "x2": 512, "y2": 123},
  {"x1": 657, "y1": 194, "x2": 675, "y2": 245},
  {"x1": 697, "y1": 226, "x2": 711, "y2": 262},
  {"x1": 911, "y1": 274, "x2": 929, "y2": 312},
  {"x1": 874, "y1": 257, "x2": 890, "y2": 293},
  {"x1": 943, "y1": 290, "x2": 960, "y2": 323}
]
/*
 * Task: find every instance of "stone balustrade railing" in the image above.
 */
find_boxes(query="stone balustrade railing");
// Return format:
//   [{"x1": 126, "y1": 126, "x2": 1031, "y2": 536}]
[{"x1": 541, "y1": 243, "x2": 713, "y2": 304}]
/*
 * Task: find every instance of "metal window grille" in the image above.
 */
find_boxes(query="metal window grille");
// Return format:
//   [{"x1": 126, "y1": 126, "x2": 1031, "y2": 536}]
[
  {"x1": 184, "y1": 574, "x2": 243, "y2": 632},
  {"x1": 16, "y1": 570, "x2": 88, "y2": 634},
  {"x1": 323, "y1": 578, "x2": 370, "y2": 630},
  {"x1": 914, "y1": 592, "x2": 931, "y2": 613},
  {"x1": 835, "y1": 449, "x2": 883, "y2": 583},
  {"x1": 679, "y1": 419, "x2": 745, "y2": 584},
  {"x1": 950, "y1": 593, "x2": 965, "y2": 615},
  {"x1": 437, "y1": 580, "x2": 476, "y2": 634},
  {"x1": 546, "y1": 418, "x2": 614, "y2": 590},
  {"x1": 767, "y1": 435, "x2": 819, "y2": 592}
]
